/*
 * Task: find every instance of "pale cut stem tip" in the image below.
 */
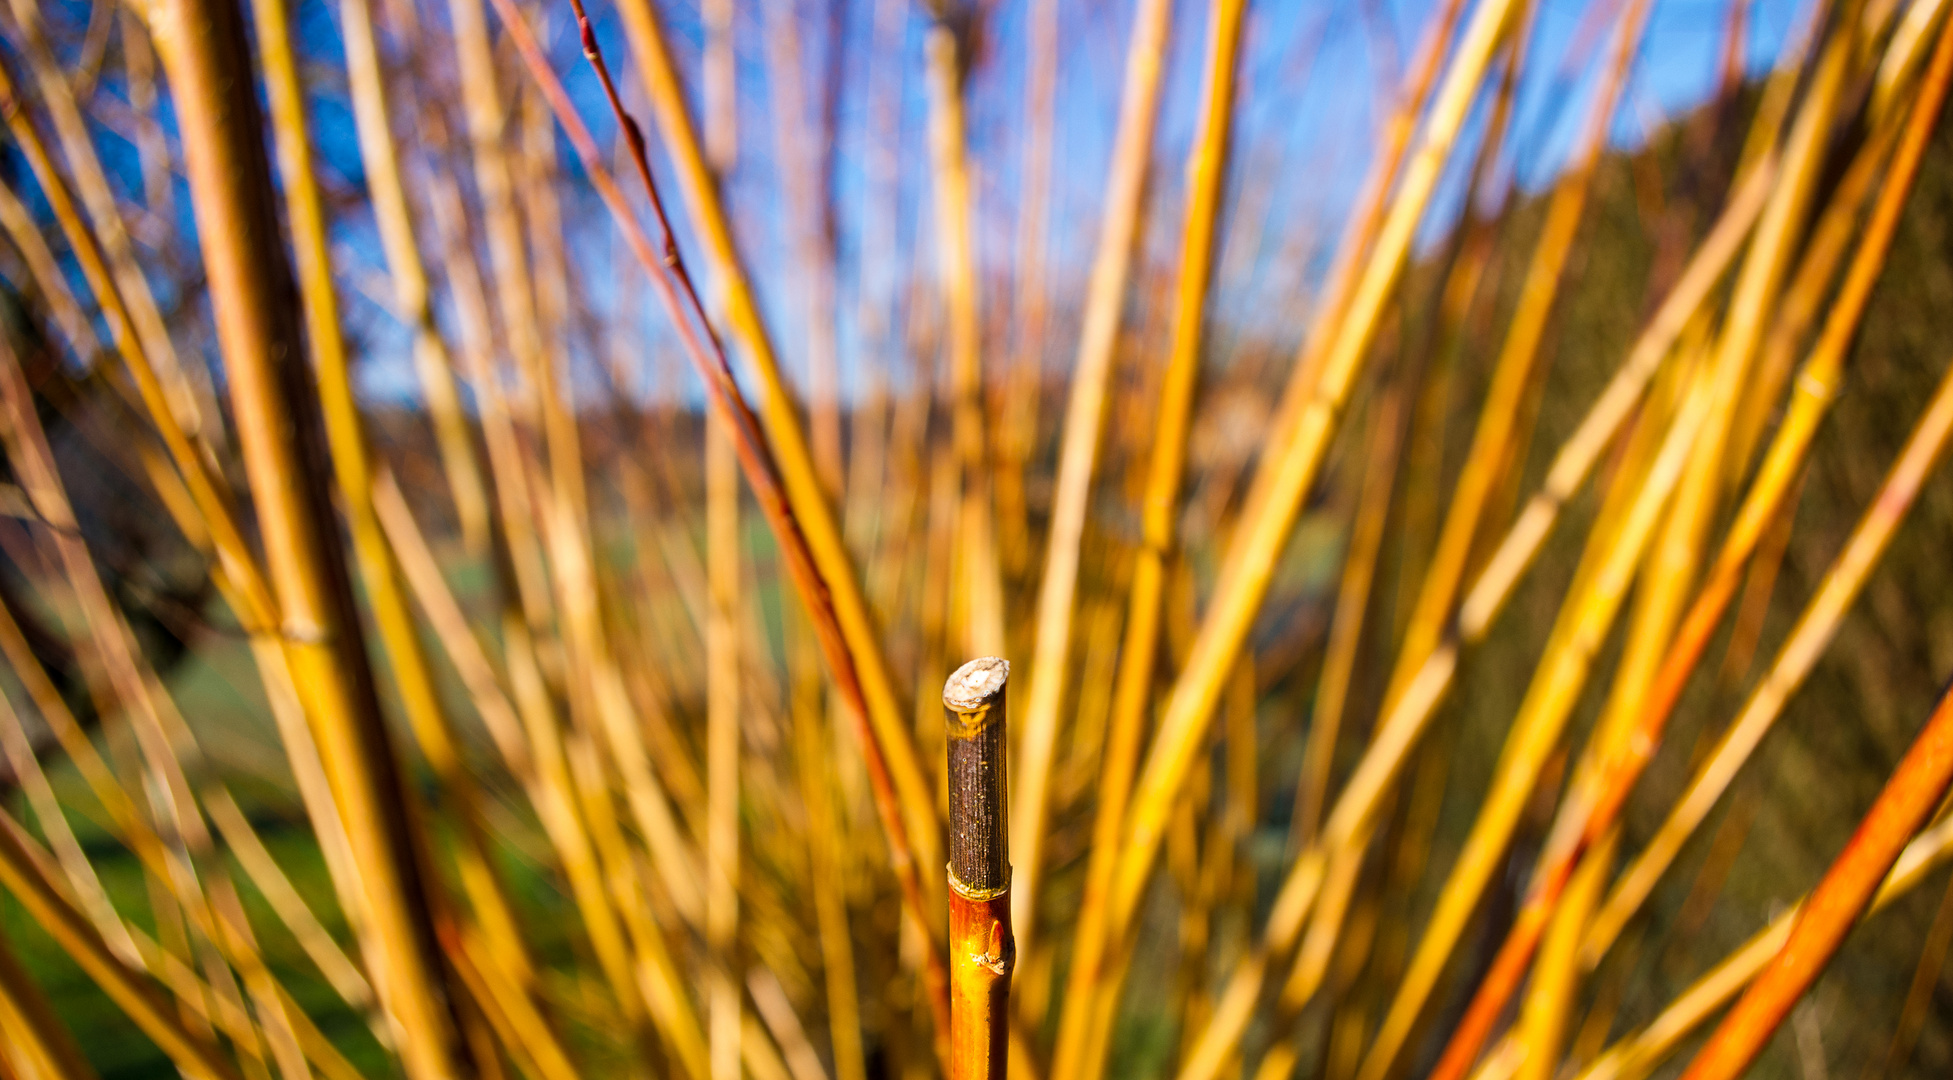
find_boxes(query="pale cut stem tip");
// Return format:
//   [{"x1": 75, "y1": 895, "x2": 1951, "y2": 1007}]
[{"x1": 945, "y1": 657, "x2": 1010, "y2": 715}]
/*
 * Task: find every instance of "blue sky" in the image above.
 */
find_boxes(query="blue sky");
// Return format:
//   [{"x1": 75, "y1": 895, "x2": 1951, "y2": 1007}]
[{"x1": 43, "y1": 0, "x2": 1810, "y2": 405}]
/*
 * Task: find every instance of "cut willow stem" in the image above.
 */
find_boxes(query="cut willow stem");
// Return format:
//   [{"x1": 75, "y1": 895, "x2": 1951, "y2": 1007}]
[
  {"x1": 947, "y1": 658, "x2": 1013, "y2": 1080},
  {"x1": 491, "y1": 0, "x2": 954, "y2": 1060},
  {"x1": 139, "y1": 0, "x2": 470, "y2": 1073}
]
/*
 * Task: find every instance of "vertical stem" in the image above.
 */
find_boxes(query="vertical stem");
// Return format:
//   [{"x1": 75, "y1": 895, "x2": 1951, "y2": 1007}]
[
  {"x1": 923, "y1": 17, "x2": 1006, "y2": 660},
  {"x1": 708, "y1": 413, "x2": 743, "y2": 1080},
  {"x1": 139, "y1": 0, "x2": 470, "y2": 1073},
  {"x1": 1044, "y1": 0, "x2": 1242, "y2": 1067},
  {"x1": 336, "y1": 0, "x2": 491, "y2": 553},
  {"x1": 254, "y1": 0, "x2": 539, "y2": 1003},
  {"x1": 1017, "y1": 0, "x2": 1172, "y2": 1037},
  {"x1": 946, "y1": 658, "x2": 1013, "y2": 1080}
]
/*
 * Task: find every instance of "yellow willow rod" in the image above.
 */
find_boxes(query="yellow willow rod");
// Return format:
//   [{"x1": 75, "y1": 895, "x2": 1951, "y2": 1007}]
[
  {"x1": 1362, "y1": 18, "x2": 1852, "y2": 1077},
  {"x1": 255, "y1": 0, "x2": 541, "y2": 1002},
  {"x1": 761, "y1": 0, "x2": 842, "y2": 494},
  {"x1": 1381, "y1": 0, "x2": 1651, "y2": 725},
  {"x1": 378, "y1": 469, "x2": 668, "y2": 1063},
  {"x1": 1513, "y1": 831, "x2": 1617, "y2": 1080},
  {"x1": 1638, "y1": 0, "x2": 1857, "y2": 570},
  {"x1": 707, "y1": 413, "x2": 742, "y2": 1080},
  {"x1": 922, "y1": 13, "x2": 1007, "y2": 661},
  {"x1": 1232, "y1": 0, "x2": 1471, "y2": 541},
  {"x1": 0, "y1": 685, "x2": 135, "y2": 964},
  {"x1": 140, "y1": 0, "x2": 473, "y2": 1071},
  {"x1": 609, "y1": 0, "x2": 943, "y2": 883},
  {"x1": 1166, "y1": 153, "x2": 1775, "y2": 1080},
  {"x1": 0, "y1": 180, "x2": 97, "y2": 366},
  {"x1": 336, "y1": 0, "x2": 490, "y2": 551},
  {"x1": 1438, "y1": 25, "x2": 1953, "y2": 1071},
  {"x1": 1354, "y1": 361, "x2": 1719, "y2": 1080},
  {"x1": 1583, "y1": 346, "x2": 1953, "y2": 969},
  {"x1": 1020, "y1": 0, "x2": 1243, "y2": 982},
  {"x1": 0, "y1": 293, "x2": 304, "y2": 1073},
  {"x1": 454, "y1": 0, "x2": 705, "y2": 938},
  {"x1": 787, "y1": 620, "x2": 868, "y2": 1080},
  {"x1": 0, "y1": 587, "x2": 352, "y2": 1037},
  {"x1": 1010, "y1": 0, "x2": 1173, "y2": 960},
  {"x1": 1101, "y1": 0, "x2": 1514, "y2": 999},
  {"x1": 1575, "y1": 810, "x2": 1953, "y2": 1080},
  {"x1": 203, "y1": 790, "x2": 373, "y2": 1014},
  {"x1": 1294, "y1": 386, "x2": 1407, "y2": 846},
  {"x1": 993, "y1": 0, "x2": 1059, "y2": 572}
]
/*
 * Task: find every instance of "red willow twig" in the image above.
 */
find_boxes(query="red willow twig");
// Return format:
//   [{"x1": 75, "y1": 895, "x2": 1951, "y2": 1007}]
[{"x1": 486, "y1": 0, "x2": 954, "y2": 1061}]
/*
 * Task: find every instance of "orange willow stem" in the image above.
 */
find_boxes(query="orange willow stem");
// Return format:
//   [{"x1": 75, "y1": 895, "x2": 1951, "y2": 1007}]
[
  {"x1": 494, "y1": 0, "x2": 954, "y2": 1059},
  {"x1": 1575, "y1": 811, "x2": 1953, "y2": 1080},
  {"x1": 947, "y1": 658, "x2": 1013, "y2": 1080},
  {"x1": 1427, "y1": 19, "x2": 1953, "y2": 1075},
  {"x1": 1677, "y1": 677, "x2": 1953, "y2": 1080}
]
